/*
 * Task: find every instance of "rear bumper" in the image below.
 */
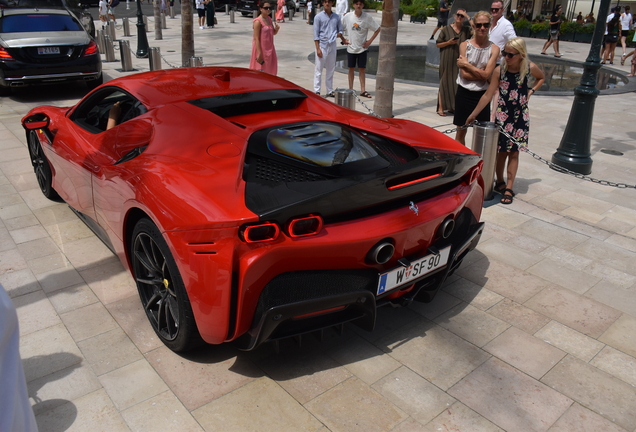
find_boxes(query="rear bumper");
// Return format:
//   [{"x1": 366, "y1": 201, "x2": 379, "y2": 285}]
[
  {"x1": 234, "y1": 220, "x2": 484, "y2": 350},
  {"x1": 0, "y1": 58, "x2": 102, "y2": 87}
]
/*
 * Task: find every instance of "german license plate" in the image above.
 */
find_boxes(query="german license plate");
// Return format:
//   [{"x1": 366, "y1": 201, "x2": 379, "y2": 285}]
[
  {"x1": 377, "y1": 246, "x2": 451, "y2": 295},
  {"x1": 38, "y1": 47, "x2": 60, "y2": 55}
]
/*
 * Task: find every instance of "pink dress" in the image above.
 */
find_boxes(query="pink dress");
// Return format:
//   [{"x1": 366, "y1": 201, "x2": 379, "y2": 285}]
[
  {"x1": 276, "y1": 0, "x2": 285, "y2": 21},
  {"x1": 249, "y1": 16, "x2": 278, "y2": 75}
]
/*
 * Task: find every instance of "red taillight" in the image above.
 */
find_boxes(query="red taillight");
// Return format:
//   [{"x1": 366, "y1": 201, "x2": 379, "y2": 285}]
[
  {"x1": 82, "y1": 40, "x2": 99, "y2": 57},
  {"x1": 287, "y1": 215, "x2": 323, "y2": 238},
  {"x1": 240, "y1": 222, "x2": 280, "y2": 243},
  {"x1": 0, "y1": 47, "x2": 15, "y2": 61},
  {"x1": 469, "y1": 161, "x2": 484, "y2": 184}
]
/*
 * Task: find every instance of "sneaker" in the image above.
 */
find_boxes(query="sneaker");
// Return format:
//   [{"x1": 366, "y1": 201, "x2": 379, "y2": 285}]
[
  {"x1": 315, "y1": 91, "x2": 320, "y2": 95},
  {"x1": 199, "y1": 26, "x2": 205, "y2": 29},
  {"x1": 326, "y1": 92, "x2": 335, "y2": 97}
]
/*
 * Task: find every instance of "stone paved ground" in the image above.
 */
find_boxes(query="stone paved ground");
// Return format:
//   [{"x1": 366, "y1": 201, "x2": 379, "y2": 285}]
[{"x1": 1, "y1": 10, "x2": 636, "y2": 432}]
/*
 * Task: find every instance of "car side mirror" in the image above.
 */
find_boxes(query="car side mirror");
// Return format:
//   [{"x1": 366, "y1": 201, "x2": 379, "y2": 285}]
[{"x1": 23, "y1": 116, "x2": 50, "y2": 130}]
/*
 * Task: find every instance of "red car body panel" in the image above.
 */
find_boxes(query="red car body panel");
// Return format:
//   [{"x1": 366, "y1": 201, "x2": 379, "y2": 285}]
[{"x1": 23, "y1": 67, "x2": 485, "y2": 349}]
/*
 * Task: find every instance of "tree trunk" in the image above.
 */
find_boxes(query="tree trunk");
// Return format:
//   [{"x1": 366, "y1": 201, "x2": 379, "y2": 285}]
[
  {"x1": 182, "y1": 0, "x2": 195, "y2": 66},
  {"x1": 154, "y1": 0, "x2": 163, "y2": 40},
  {"x1": 373, "y1": 0, "x2": 399, "y2": 118}
]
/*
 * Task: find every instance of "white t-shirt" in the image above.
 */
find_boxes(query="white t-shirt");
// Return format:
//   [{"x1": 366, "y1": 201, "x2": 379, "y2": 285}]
[
  {"x1": 99, "y1": 0, "x2": 108, "y2": 15},
  {"x1": 620, "y1": 12, "x2": 632, "y2": 30},
  {"x1": 342, "y1": 12, "x2": 379, "y2": 54},
  {"x1": 336, "y1": 0, "x2": 348, "y2": 17}
]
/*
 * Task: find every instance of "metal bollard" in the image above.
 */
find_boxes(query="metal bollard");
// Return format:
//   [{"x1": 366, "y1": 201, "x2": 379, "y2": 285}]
[
  {"x1": 253, "y1": 9, "x2": 258, "y2": 18},
  {"x1": 289, "y1": 7, "x2": 293, "y2": 20},
  {"x1": 103, "y1": 35, "x2": 116, "y2": 62},
  {"x1": 230, "y1": 9, "x2": 235, "y2": 22},
  {"x1": 119, "y1": 39, "x2": 134, "y2": 71},
  {"x1": 122, "y1": 17, "x2": 131, "y2": 36},
  {"x1": 96, "y1": 29, "x2": 105, "y2": 53},
  {"x1": 471, "y1": 121, "x2": 499, "y2": 201},
  {"x1": 149, "y1": 47, "x2": 161, "y2": 70},
  {"x1": 333, "y1": 88, "x2": 356, "y2": 110},
  {"x1": 303, "y1": 7, "x2": 307, "y2": 20},
  {"x1": 161, "y1": 11, "x2": 167, "y2": 29},
  {"x1": 169, "y1": 5, "x2": 175, "y2": 18},
  {"x1": 143, "y1": 16, "x2": 149, "y2": 31},
  {"x1": 225, "y1": 3, "x2": 229, "y2": 14},
  {"x1": 188, "y1": 56, "x2": 203, "y2": 67},
  {"x1": 104, "y1": 21, "x2": 116, "y2": 41}
]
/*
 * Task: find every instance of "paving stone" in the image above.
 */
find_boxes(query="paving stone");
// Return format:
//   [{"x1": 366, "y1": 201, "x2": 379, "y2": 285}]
[
  {"x1": 448, "y1": 357, "x2": 573, "y2": 432},
  {"x1": 457, "y1": 258, "x2": 552, "y2": 303},
  {"x1": 35, "y1": 389, "x2": 131, "y2": 432},
  {"x1": 534, "y1": 321, "x2": 605, "y2": 362},
  {"x1": 573, "y1": 238, "x2": 636, "y2": 277},
  {"x1": 483, "y1": 327, "x2": 566, "y2": 379},
  {"x1": 77, "y1": 328, "x2": 143, "y2": 376},
  {"x1": 372, "y1": 366, "x2": 456, "y2": 425},
  {"x1": 13, "y1": 289, "x2": 61, "y2": 336},
  {"x1": 589, "y1": 346, "x2": 636, "y2": 387},
  {"x1": 377, "y1": 319, "x2": 490, "y2": 391},
  {"x1": 598, "y1": 314, "x2": 636, "y2": 358},
  {"x1": 475, "y1": 238, "x2": 544, "y2": 271},
  {"x1": 121, "y1": 391, "x2": 204, "y2": 432},
  {"x1": 146, "y1": 345, "x2": 262, "y2": 411},
  {"x1": 327, "y1": 334, "x2": 401, "y2": 385},
  {"x1": 194, "y1": 377, "x2": 322, "y2": 432},
  {"x1": 105, "y1": 295, "x2": 163, "y2": 354},
  {"x1": 60, "y1": 302, "x2": 119, "y2": 342},
  {"x1": 0, "y1": 267, "x2": 40, "y2": 298},
  {"x1": 306, "y1": 377, "x2": 408, "y2": 432},
  {"x1": 526, "y1": 259, "x2": 600, "y2": 294},
  {"x1": 486, "y1": 298, "x2": 550, "y2": 334},
  {"x1": 524, "y1": 286, "x2": 622, "y2": 338},
  {"x1": 541, "y1": 356, "x2": 636, "y2": 431},
  {"x1": 434, "y1": 303, "x2": 510, "y2": 347},
  {"x1": 441, "y1": 277, "x2": 504, "y2": 311},
  {"x1": 515, "y1": 218, "x2": 589, "y2": 250},
  {"x1": 47, "y1": 283, "x2": 99, "y2": 314},
  {"x1": 547, "y1": 403, "x2": 630, "y2": 432},
  {"x1": 408, "y1": 289, "x2": 462, "y2": 320},
  {"x1": 255, "y1": 342, "x2": 351, "y2": 405},
  {"x1": 99, "y1": 359, "x2": 170, "y2": 411},
  {"x1": 425, "y1": 401, "x2": 505, "y2": 432}
]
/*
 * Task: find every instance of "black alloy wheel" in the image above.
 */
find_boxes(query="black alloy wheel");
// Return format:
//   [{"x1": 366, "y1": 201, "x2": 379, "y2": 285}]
[
  {"x1": 27, "y1": 130, "x2": 59, "y2": 200},
  {"x1": 131, "y1": 218, "x2": 202, "y2": 352}
]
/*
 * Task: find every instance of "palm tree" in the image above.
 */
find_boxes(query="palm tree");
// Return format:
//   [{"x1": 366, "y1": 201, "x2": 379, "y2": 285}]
[
  {"x1": 182, "y1": 0, "x2": 195, "y2": 65},
  {"x1": 373, "y1": 0, "x2": 399, "y2": 118}
]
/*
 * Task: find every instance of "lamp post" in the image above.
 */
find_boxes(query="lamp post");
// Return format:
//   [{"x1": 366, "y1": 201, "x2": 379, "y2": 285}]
[
  {"x1": 135, "y1": 0, "x2": 149, "y2": 57},
  {"x1": 551, "y1": 0, "x2": 610, "y2": 174}
]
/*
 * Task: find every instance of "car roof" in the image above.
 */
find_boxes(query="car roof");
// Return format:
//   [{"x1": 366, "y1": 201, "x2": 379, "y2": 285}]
[
  {"x1": 110, "y1": 67, "x2": 302, "y2": 109},
  {"x1": 1, "y1": 7, "x2": 72, "y2": 15}
]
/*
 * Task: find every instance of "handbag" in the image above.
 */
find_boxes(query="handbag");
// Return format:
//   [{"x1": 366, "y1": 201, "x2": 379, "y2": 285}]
[
  {"x1": 214, "y1": 16, "x2": 218, "y2": 24},
  {"x1": 283, "y1": 5, "x2": 288, "y2": 13}
]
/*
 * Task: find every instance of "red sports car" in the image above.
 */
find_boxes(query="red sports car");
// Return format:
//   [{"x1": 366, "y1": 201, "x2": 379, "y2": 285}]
[{"x1": 22, "y1": 67, "x2": 485, "y2": 352}]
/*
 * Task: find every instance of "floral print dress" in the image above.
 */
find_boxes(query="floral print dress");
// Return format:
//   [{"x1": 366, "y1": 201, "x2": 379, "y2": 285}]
[{"x1": 496, "y1": 68, "x2": 530, "y2": 152}]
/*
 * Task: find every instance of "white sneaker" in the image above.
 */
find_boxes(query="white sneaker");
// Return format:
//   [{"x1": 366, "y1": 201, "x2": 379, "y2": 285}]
[{"x1": 199, "y1": 26, "x2": 205, "y2": 29}]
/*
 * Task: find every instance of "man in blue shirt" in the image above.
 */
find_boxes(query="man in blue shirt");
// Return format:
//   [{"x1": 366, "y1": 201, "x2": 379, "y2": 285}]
[{"x1": 314, "y1": 0, "x2": 348, "y2": 96}]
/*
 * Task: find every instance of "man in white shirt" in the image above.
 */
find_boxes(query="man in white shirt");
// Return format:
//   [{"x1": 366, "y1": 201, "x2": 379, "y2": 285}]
[
  {"x1": 336, "y1": 0, "x2": 348, "y2": 18},
  {"x1": 342, "y1": 0, "x2": 380, "y2": 98},
  {"x1": 314, "y1": 0, "x2": 348, "y2": 96},
  {"x1": 489, "y1": 0, "x2": 516, "y2": 56}
]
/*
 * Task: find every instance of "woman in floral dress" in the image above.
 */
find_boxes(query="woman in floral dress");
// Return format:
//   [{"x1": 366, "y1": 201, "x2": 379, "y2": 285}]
[{"x1": 466, "y1": 37, "x2": 544, "y2": 204}]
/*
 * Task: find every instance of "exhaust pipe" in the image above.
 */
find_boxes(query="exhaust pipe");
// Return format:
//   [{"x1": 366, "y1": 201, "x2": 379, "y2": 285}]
[
  {"x1": 366, "y1": 240, "x2": 395, "y2": 265},
  {"x1": 439, "y1": 217, "x2": 455, "y2": 239}
]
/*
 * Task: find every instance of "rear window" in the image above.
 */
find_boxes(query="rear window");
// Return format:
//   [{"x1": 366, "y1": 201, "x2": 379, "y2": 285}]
[{"x1": 0, "y1": 14, "x2": 83, "y2": 32}]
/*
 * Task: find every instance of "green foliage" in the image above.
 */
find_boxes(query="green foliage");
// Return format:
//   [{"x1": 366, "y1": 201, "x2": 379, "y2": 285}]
[
  {"x1": 560, "y1": 20, "x2": 580, "y2": 34},
  {"x1": 530, "y1": 22, "x2": 548, "y2": 33},
  {"x1": 579, "y1": 23, "x2": 595, "y2": 33},
  {"x1": 403, "y1": 0, "x2": 436, "y2": 16},
  {"x1": 513, "y1": 18, "x2": 531, "y2": 31}
]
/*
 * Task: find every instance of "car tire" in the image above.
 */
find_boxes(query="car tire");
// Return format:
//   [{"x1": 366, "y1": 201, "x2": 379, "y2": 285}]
[
  {"x1": 131, "y1": 218, "x2": 203, "y2": 352},
  {"x1": 241, "y1": 11, "x2": 249, "y2": 15},
  {"x1": 86, "y1": 73, "x2": 103, "y2": 91},
  {"x1": 27, "y1": 130, "x2": 60, "y2": 200},
  {"x1": 0, "y1": 85, "x2": 11, "y2": 97}
]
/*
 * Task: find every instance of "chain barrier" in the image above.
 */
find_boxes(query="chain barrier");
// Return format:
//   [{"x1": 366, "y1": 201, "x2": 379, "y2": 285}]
[
  {"x1": 352, "y1": 91, "x2": 381, "y2": 118},
  {"x1": 159, "y1": 52, "x2": 180, "y2": 69},
  {"x1": 432, "y1": 122, "x2": 636, "y2": 190}
]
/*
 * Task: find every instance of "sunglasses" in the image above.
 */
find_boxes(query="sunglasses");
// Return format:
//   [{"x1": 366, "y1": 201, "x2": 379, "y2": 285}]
[
  {"x1": 490, "y1": 7, "x2": 500, "y2": 12},
  {"x1": 501, "y1": 50, "x2": 520, "y2": 58},
  {"x1": 456, "y1": 13, "x2": 464, "y2": 17},
  {"x1": 261, "y1": 5, "x2": 271, "y2": 8},
  {"x1": 474, "y1": 22, "x2": 491, "y2": 28}
]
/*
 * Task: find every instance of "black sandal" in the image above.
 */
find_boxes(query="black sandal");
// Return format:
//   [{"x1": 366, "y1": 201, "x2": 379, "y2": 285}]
[
  {"x1": 494, "y1": 182, "x2": 506, "y2": 193},
  {"x1": 501, "y1": 189, "x2": 515, "y2": 205}
]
